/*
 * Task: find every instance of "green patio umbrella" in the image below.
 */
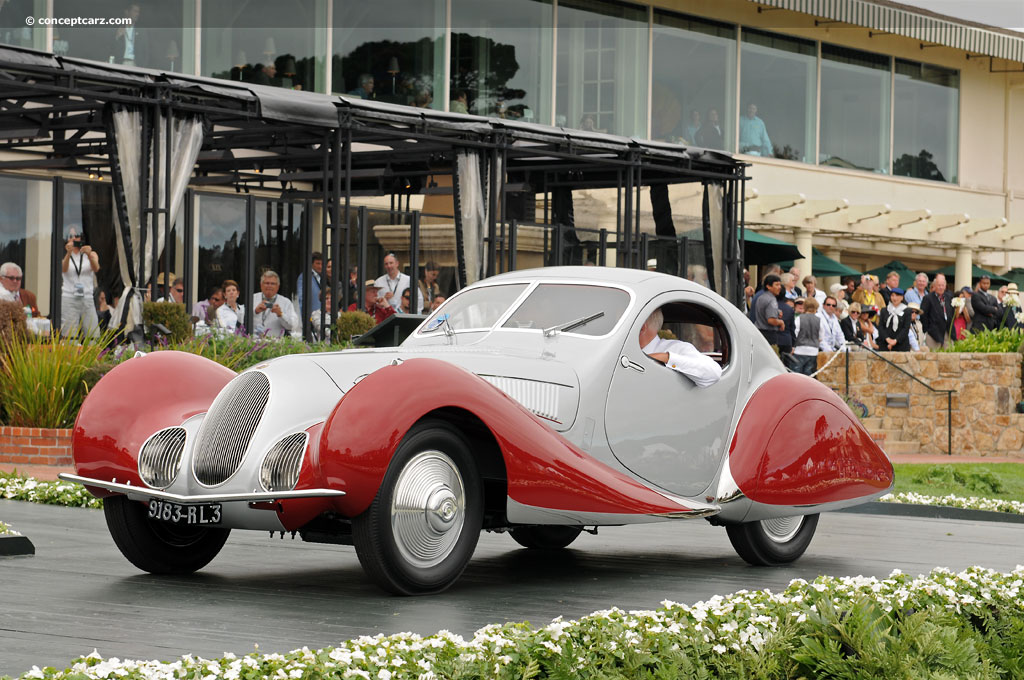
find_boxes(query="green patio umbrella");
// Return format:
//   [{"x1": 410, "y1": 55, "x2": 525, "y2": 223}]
[
  {"x1": 866, "y1": 260, "x2": 918, "y2": 290},
  {"x1": 1000, "y1": 268, "x2": 1024, "y2": 289},
  {"x1": 778, "y1": 248, "x2": 861, "y2": 278},
  {"x1": 929, "y1": 264, "x2": 1010, "y2": 287},
  {"x1": 682, "y1": 228, "x2": 804, "y2": 266}
]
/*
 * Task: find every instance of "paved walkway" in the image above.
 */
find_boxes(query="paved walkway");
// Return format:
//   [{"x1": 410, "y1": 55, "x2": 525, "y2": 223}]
[{"x1": 4, "y1": 452, "x2": 1022, "y2": 483}]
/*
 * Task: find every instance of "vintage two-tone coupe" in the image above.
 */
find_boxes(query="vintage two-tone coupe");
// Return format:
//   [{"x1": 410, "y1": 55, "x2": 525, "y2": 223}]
[{"x1": 63, "y1": 267, "x2": 893, "y2": 594}]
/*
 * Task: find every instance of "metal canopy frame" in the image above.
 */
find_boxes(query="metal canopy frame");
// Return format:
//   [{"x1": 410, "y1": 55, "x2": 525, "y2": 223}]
[{"x1": 0, "y1": 45, "x2": 750, "y2": 323}]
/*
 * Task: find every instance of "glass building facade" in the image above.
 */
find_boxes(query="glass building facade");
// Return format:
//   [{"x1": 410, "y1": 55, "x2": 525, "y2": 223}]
[{"x1": 0, "y1": 0, "x2": 960, "y2": 183}]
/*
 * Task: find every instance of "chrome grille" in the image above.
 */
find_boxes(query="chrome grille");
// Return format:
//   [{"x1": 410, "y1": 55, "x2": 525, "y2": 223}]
[
  {"x1": 260, "y1": 432, "x2": 308, "y2": 492},
  {"x1": 138, "y1": 427, "x2": 187, "y2": 488},
  {"x1": 480, "y1": 376, "x2": 560, "y2": 422},
  {"x1": 193, "y1": 371, "x2": 271, "y2": 486}
]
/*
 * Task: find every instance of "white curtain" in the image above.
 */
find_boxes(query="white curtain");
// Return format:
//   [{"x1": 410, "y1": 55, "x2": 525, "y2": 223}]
[
  {"x1": 110, "y1": 109, "x2": 203, "y2": 333},
  {"x1": 707, "y1": 183, "x2": 724, "y2": 295},
  {"x1": 456, "y1": 150, "x2": 486, "y2": 284}
]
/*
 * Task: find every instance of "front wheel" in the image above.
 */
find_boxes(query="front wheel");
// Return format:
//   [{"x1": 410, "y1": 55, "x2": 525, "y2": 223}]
[
  {"x1": 509, "y1": 525, "x2": 583, "y2": 549},
  {"x1": 726, "y1": 513, "x2": 819, "y2": 566},
  {"x1": 353, "y1": 419, "x2": 483, "y2": 595},
  {"x1": 103, "y1": 495, "x2": 230, "y2": 574}
]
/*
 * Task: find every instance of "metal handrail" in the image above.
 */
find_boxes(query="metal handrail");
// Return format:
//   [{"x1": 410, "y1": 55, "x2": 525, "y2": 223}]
[{"x1": 843, "y1": 343, "x2": 955, "y2": 456}]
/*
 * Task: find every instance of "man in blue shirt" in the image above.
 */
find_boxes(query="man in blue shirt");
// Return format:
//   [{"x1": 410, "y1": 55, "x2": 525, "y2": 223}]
[{"x1": 739, "y1": 103, "x2": 772, "y2": 156}]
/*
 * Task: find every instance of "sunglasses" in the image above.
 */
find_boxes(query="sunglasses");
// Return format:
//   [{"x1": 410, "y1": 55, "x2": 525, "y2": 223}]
[
  {"x1": 2, "y1": 275, "x2": 22, "y2": 281},
  {"x1": 850, "y1": 310, "x2": 860, "y2": 314},
  {"x1": 824, "y1": 303, "x2": 836, "y2": 307},
  {"x1": 174, "y1": 287, "x2": 184, "y2": 293}
]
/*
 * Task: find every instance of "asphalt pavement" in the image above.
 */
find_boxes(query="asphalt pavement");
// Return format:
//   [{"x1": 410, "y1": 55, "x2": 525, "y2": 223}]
[{"x1": 1, "y1": 500, "x2": 1023, "y2": 677}]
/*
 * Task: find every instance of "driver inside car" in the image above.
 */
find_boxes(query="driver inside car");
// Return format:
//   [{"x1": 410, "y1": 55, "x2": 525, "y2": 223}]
[{"x1": 639, "y1": 308, "x2": 722, "y2": 388}]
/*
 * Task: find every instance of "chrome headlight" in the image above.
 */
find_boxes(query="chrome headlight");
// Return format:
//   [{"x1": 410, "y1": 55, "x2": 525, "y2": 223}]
[
  {"x1": 260, "y1": 432, "x2": 308, "y2": 492},
  {"x1": 138, "y1": 427, "x2": 187, "y2": 488}
]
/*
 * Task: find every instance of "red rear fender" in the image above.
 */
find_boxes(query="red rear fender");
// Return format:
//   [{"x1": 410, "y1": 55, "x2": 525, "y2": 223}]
[
  {"x1": 728, "y1": 372, "x2": 894, "y2": 506},
  {"x1": 72, "y1": 351, "x2": 236, "y2": 490},
  {"x1": 319, "y1": 358, "x2": 700, "y2": 518}
]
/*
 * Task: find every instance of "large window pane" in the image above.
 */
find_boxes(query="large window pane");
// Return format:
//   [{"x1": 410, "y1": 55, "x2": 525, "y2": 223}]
[
  {"x1": 197, "y1": 194, "x2": 246, "y2": 306},
  {"x1": 333, "y1": 0, "x2": 445, "y2": 109},
  {"x1": 450, "y1": 0, "x2": 552, "y2": 123},
  {"x1": 652, "y1": 11, "x2": 735, "y2": 149},
  {"x1": 52, "y1": 0, "x2": 191, "y2": 73},
  {"x1": 894, "y1": 59, "x2": 959, "y2": 183},
  {"x1": 202, "y1": 1, "x2": 322, "y2": 92},
  {"x1": 0, "y1": 0, "x2": 48, "y2": 51},
  {"x1": 739, "y1": 29, "x2": 815, "y2": 162},
  {"x1": 0, "y1": 176, "x2": 49, "y2": 308},
  {"x1": 820, "y1": 45, "x2": 890, "y2": 173},
  {"x1": 555, "y1": 0, "x2": 647, "y2": 138}
]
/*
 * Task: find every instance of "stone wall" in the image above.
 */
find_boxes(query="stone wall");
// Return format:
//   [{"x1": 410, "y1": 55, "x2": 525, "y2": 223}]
[
  {"x1": 0, "y1": 426, "x2": 73, "y2": 467},
  {"x1": 815, "y1": 352, "x2": 1024, "y2": 457}
]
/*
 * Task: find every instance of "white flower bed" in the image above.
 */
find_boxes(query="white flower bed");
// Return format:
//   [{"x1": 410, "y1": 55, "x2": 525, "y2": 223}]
[
  {"x1": 880, "y1": 492, "x2": 1024, "y2": 515},
  {"x1": 0, "y1": 520, "x2": 19, "y2": 536},
  {"x1": 0, "y1": 475, "x2": 102, "y2": 509},
  {"x1": 15, "y1": 565, "x2": 1024, "y2": 680}
]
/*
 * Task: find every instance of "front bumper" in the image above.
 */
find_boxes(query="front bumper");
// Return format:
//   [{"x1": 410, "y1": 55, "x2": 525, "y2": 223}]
[{"x1": 59, "y1": 473, "x2": 346, "y2": 505}]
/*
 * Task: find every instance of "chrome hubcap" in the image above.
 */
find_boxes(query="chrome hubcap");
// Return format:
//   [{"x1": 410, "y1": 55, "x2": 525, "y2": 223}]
[
  {"x1": 391, "y1": 451, "x2": 465, "y2": 568},
  {"x1": 760, "y1": 515, "x2": 804, "y2": 543}
]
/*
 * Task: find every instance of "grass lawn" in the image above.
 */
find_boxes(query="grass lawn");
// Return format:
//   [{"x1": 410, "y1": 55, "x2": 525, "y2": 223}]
[{"x1": 892, "y1": 463, "x2": 1024, "y2": 502}]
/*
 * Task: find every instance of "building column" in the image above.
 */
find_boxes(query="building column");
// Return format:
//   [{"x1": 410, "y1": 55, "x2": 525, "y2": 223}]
[
  {"x1": 25, "y1": 179, "x2": 53, "y2": 316},
  {"x1": 955, "y1": 247, "x2": 973, "y2": 291},
  {"x1": 794, "y1": 228, "x2": 813, "y2": 284}
]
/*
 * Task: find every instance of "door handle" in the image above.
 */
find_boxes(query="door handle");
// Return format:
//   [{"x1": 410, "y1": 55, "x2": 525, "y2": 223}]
[{"x1": 619, "y1": 355, "x2": 645, "y2": 373}]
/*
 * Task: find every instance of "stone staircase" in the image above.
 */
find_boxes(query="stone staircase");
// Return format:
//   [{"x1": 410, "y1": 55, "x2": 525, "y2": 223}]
[{"x1": 860, "y1": 416, "x2": 921, "y2": 455}]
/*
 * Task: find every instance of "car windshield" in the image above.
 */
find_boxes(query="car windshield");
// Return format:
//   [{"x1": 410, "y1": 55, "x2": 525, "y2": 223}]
[
  {"x1": 421, "y1": 283, "x2": 529, "y2": 332},
  {"x1": 502, "y1": 284, "x2": 630, "y2": 336}
]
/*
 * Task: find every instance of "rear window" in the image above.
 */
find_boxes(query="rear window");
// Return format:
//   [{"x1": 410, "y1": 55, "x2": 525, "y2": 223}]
[{"x1": 502, "y1": 284, "x2": 630, "y2": 336}]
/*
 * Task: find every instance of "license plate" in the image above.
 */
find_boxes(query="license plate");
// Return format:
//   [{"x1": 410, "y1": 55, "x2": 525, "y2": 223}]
[{"x1": 147, "y1": 500, "x2": 222, "y2": 525}]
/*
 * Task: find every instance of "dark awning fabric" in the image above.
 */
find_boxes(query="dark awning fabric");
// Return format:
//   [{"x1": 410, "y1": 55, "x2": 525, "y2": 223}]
[
  {"x1": 684, "y1": 227, "x2": 803, "y2": 265},
  {"x1": 251, "y1": 84, "x2": 341, "y2": 127},
  {"x1": 0, "y1": 45, "x2": 60, "y2": 69},
  {"x1": 164, "y1": 77, "x2": 259, "y2": 104}
]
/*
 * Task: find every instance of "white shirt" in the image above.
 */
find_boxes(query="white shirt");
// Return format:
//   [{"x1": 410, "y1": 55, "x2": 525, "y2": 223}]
[
  {"x1": 374, "y1": 272, "x2": 410, "y2": 312},
  {"x1": 642, "y1": 336, "x2": 723, "y2": 388},
  {"x1": 123, "y1": 27, "x2": 135, "y2": 61},
  {"x1": 0, "y1": 287, "x2": 20, "y2": 304},
  {"x1": 225, "y1": 303, "x2": 245, "y2": 328},
  {"x1": 61, "y1": 251, "x2": 95, "y2": 296},
  {"x1": 817, "y1": 310, "x2": 844, "y2": 352},
  {"x1": 252, "y1": 292, "x2": 299, "y2": 337}
]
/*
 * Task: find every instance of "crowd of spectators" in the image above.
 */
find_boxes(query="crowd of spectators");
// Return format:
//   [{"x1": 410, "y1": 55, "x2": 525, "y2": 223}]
[
  {"x1": 0, "y1": 243, "x2": 447, "y2": 343},
  {"x1": 746, "y1": 265, "x2": 1021, "y2": 375}
]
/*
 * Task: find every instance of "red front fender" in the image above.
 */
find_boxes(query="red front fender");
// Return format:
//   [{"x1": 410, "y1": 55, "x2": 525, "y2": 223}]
[
  {"x1": 728, "y1": 372, "x2": 894, "y2": 506},
  {"x1": 318, "y1": 358, "x2": 699, "y2": 518},
  {"x1": 72, "y1": 351, "x2": 236, "y2": 491}
]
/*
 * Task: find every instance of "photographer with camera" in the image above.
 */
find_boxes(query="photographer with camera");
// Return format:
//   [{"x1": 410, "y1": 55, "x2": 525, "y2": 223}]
[
  {"x1": 252, "y1": 270, "x2": 299, "y2": 337},
  {"x1": 60, "y1": 226, "x2": 100, "y2": 338}
]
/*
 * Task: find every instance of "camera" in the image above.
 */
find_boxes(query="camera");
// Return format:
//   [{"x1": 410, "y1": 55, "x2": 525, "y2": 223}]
[{"x1": 72, "y1": 238, "x2": 83, "y2": 248}]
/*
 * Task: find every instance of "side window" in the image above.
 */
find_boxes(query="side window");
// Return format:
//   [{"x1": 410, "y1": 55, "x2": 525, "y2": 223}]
[{"x1": 656, "y1": 301, "x2": 731, "y2": 366}]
